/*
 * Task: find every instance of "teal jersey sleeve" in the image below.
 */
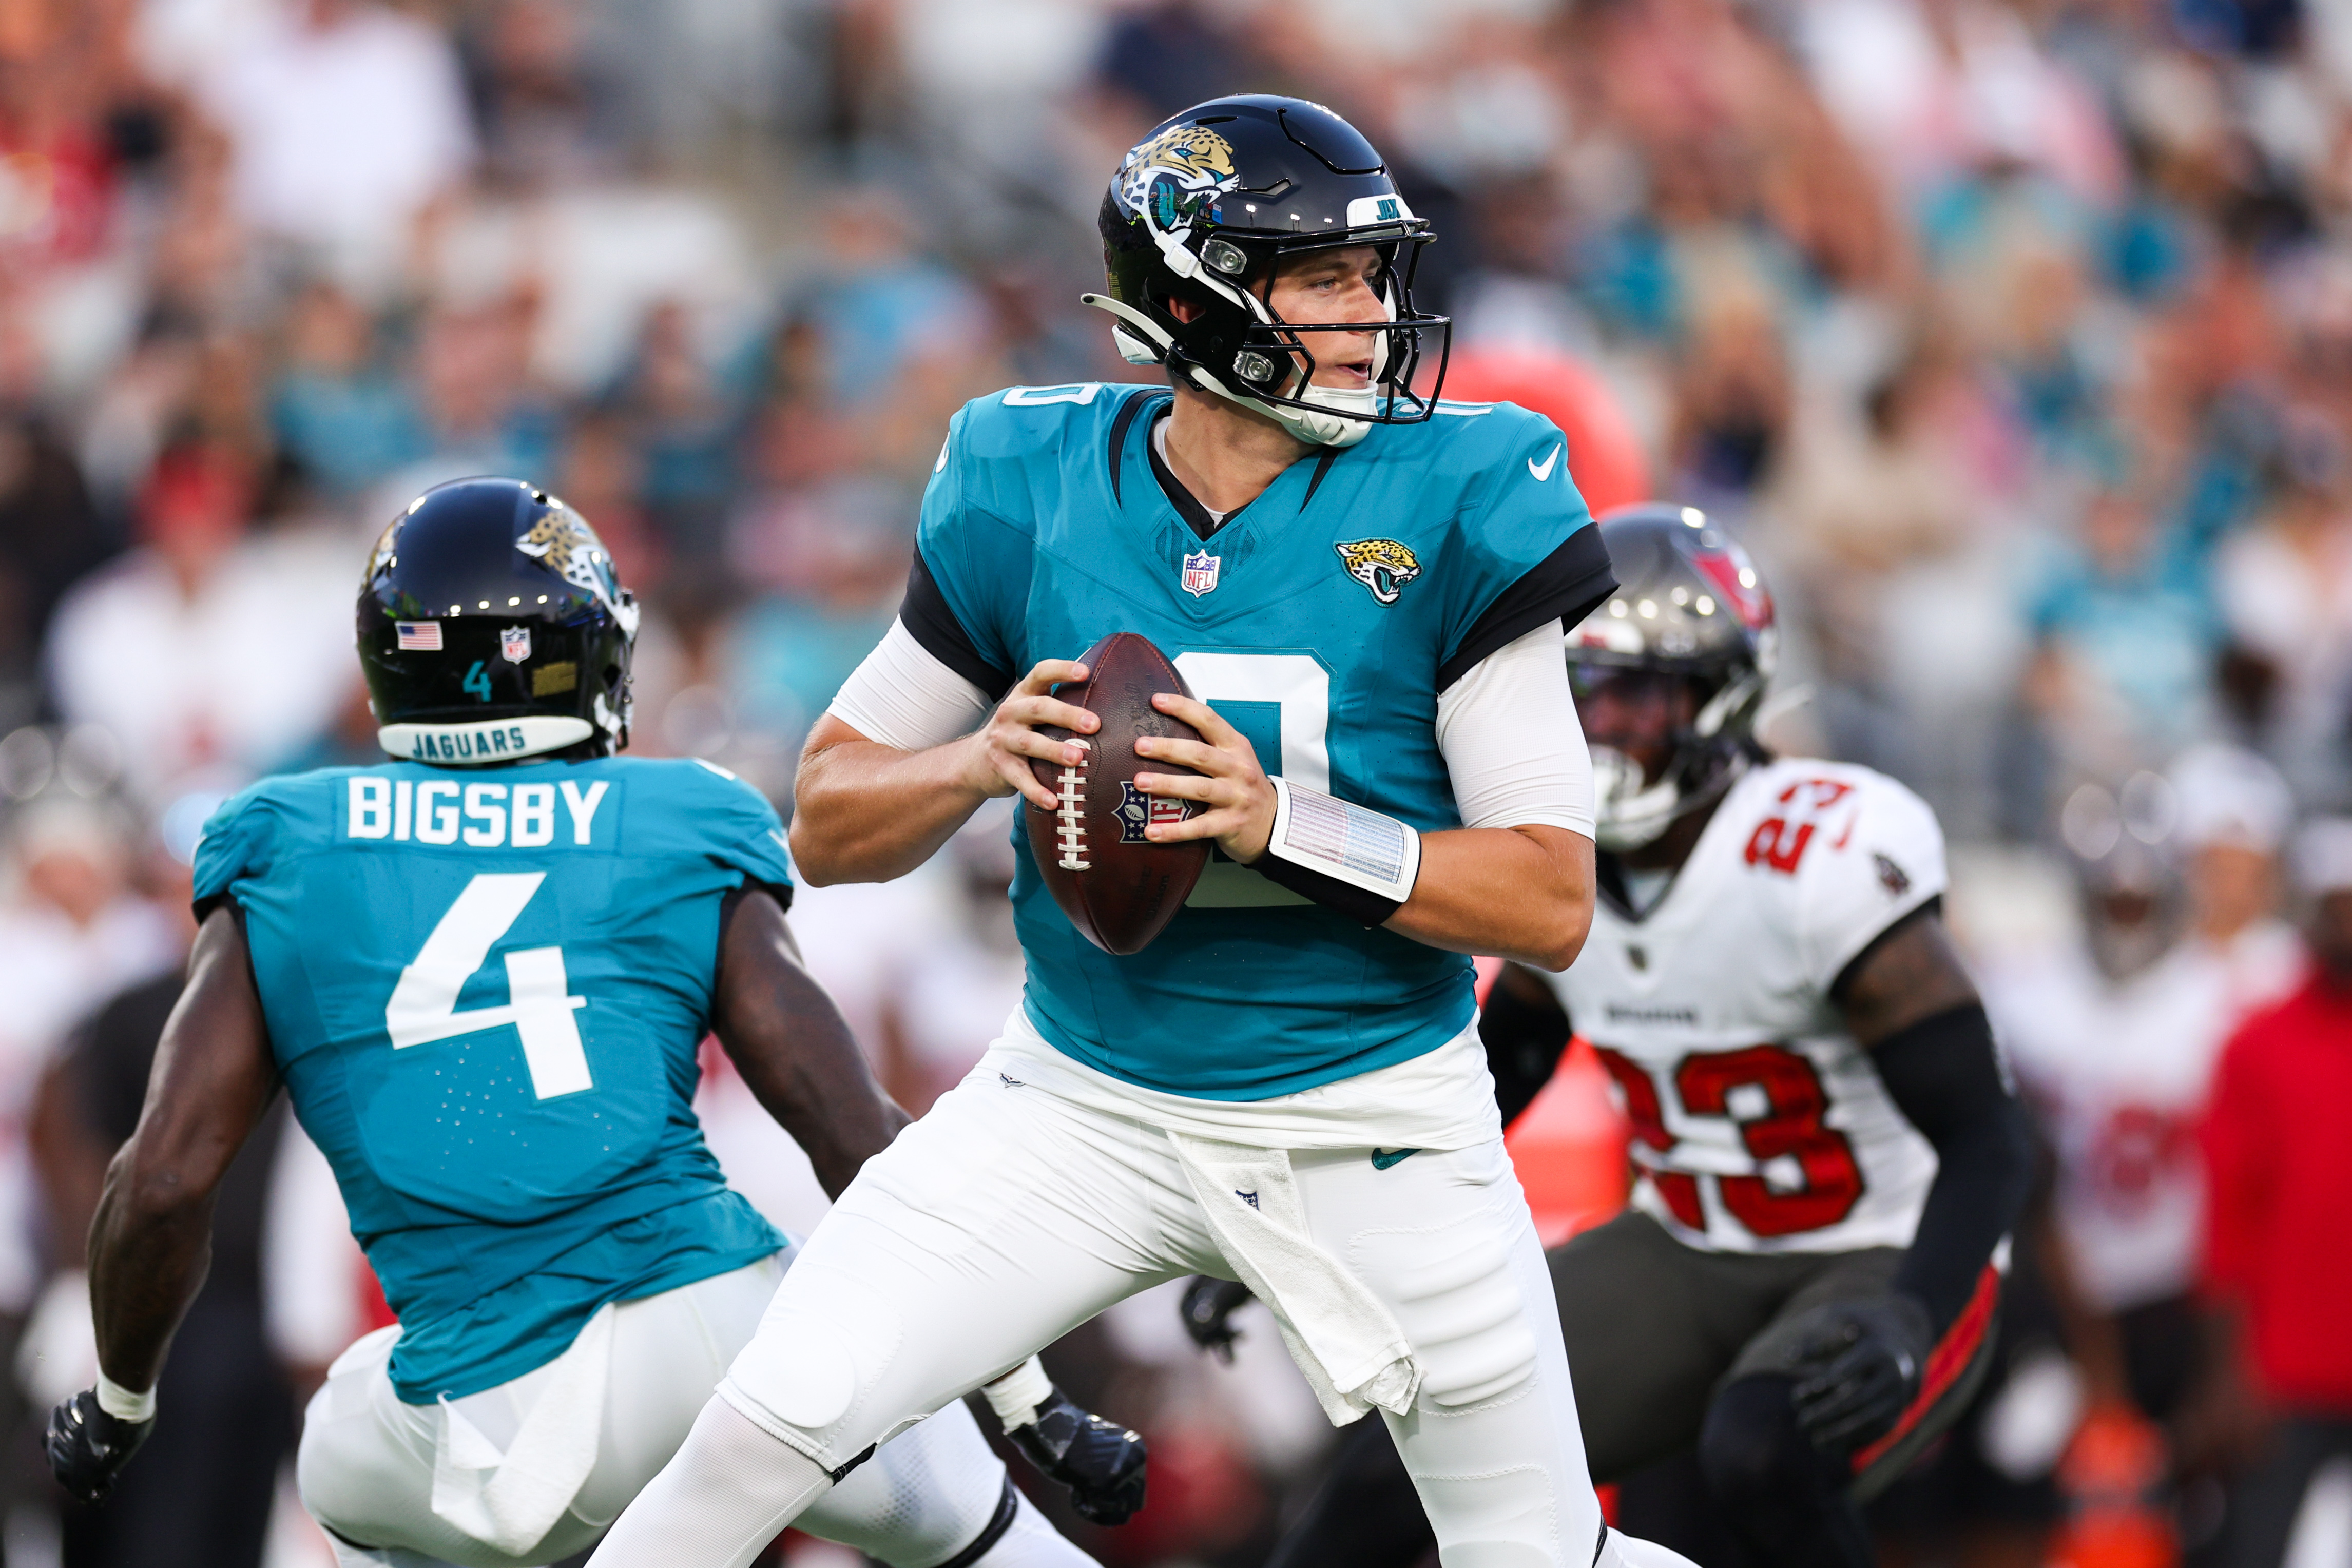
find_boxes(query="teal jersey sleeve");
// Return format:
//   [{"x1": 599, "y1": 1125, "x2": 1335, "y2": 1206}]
[
  {"x1": 905, "y1": 394, "x2": 1050, "y2": 697},
  {"x1": 1432, "y1": 403, "x2": 1614, "y2": 688},
  {"x1": 680, "y1": 759, "x2": 796, "y2": 898},
  {"x1": 192, "y1": 782, "x2": 287, "y2": 918}
]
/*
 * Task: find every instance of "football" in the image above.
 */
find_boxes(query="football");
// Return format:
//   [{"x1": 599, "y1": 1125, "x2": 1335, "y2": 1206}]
[{"x1": 1025, "y1": 632, "x2": 1211, "y2": 955}]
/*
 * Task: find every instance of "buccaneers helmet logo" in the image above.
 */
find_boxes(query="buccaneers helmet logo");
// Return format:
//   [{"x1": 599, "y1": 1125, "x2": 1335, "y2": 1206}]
[{"x1": 1335, "y1": 538, "x2": 1422, "y2": 605}]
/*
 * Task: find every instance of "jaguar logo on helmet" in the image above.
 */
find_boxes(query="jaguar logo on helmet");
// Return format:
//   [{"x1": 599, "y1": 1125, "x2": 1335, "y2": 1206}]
[
  {"x1": 1117, "y1": 123, "x2": 1238, "y2": 231},
  {"x1": 516, "y1": 504, "x2": 640, "y2": 635}
]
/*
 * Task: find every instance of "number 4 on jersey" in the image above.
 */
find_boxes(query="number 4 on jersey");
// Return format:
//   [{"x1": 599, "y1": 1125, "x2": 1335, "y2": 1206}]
[{"x1": 385, "y1": 873, "x2": 591, "y2": 1098}]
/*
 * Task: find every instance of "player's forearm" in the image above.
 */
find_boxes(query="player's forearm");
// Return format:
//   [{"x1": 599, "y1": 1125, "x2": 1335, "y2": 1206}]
[
  {"x1": 1897, "y1": 1098, "x2": 2031, "y2": 1331},
  {"x1": 790, "y1": 732, "x2": 991, "y2": 884},
  {"x1": 716, "y1": 893, "x2": 913, "y2": 1195},
  {"x1": 1384, "y1": 825, "x2": 1594, "y2": 971},
  {"x1": 83, "y1": 911, "x2": 276, "y2": 1393},
  {"x1": 87, "y1": 1146, "x2": 218, "y2": 1392},
  {"x1": 1874, "y1": 1003, "x2": 2033, "y2": 1333}
]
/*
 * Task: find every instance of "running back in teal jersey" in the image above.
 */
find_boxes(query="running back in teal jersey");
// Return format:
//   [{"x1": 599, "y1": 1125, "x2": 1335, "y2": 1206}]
[
  {"x1": 192, "y1": 754, "x2": 787, "y2": 1402},
  {"x1": 901, "y1": 383, "x2": 1613, "y2": 1101}
]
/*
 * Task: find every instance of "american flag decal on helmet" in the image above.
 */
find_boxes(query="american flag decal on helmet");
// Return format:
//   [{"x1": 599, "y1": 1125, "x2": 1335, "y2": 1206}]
[{"x1": 396, "y1": 622, "x2": 443, "y2": 651}]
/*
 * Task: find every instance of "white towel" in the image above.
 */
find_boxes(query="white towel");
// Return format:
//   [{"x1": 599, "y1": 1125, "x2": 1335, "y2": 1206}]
[
  {"x1": 430, "y1": 1302, "x2": 614, "y2": 1555},
  {"x1": 1167, "y1": 1133, "x2": 1421, "y2": 1425}
]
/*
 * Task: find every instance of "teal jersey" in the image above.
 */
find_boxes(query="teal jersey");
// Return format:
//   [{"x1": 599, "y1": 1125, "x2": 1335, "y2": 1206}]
[
  {"x1": 902, "y1": 383, "x2": 1612, "y2": 1100},
  {"x1": 192, "y1": 755, "x2": 789, "y2": 1401}
]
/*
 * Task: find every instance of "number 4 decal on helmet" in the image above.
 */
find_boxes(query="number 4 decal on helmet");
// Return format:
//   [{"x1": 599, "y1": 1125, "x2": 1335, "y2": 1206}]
[
  {"x1": 462, "y1": 661, "x2": 493, "y2": 702},
  {"x1": 386, "y1": 873, "x2": 590, "y2": 1098}
]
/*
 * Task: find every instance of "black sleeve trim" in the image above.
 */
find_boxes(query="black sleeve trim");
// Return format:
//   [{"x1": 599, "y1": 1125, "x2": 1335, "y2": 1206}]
[
  {"x1": 192, "y1": 890, "x2": 239, "y2": 925},
  {"x1": 897, "y1": 548, "x2": 1014, "y2": 703},
  {"x1": 1874, "y1": 1001, "x2": 2034, "y2": 1333},
  {"x1": 725, "y1": 877, "x2": 795, "y2": 919},
  {"x1": 1437, "y1": 526, "x2": 1617, "y2": 691},
  {"x1": 1105, "y1": 389, "x2": 1157, "y2": 507},
  {"x1": 714, "y1": 879, "x2": 795, "y2": 1000},
  {"x1": 1828, "y1": 896, "x2": 1943, "y2": 1006}
]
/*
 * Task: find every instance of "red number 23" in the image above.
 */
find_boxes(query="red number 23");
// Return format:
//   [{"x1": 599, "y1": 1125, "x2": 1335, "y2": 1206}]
[{"x1": 1594, "y1": 1043, "x2": 1866, "y2": 1238}]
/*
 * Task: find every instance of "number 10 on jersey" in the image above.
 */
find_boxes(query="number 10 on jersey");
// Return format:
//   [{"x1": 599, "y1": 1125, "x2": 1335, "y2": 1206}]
[{"x1": 385, "y1": 873, "x2": 591, "y2": 1099}]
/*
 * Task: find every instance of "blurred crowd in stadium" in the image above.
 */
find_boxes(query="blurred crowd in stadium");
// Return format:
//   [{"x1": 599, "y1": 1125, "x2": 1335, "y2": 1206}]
[{"x1": 1, "y1": 0, "x2": 2350, "y2": 1564}]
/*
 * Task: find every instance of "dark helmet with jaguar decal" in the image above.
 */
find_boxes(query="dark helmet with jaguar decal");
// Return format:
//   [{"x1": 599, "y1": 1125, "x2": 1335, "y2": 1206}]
[
  {"x1": 1568, "y1": 503, "x2": 1778, "y2": 851},
  {"x1": 357, "y1": 477, "x2": 639, "y2": 765},
  {"x1": 1083, "y1": 94, "x2": 1450, "y2": 448}
]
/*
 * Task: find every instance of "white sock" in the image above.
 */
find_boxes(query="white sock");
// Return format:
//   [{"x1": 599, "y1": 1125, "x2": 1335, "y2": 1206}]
[
  {"x1": 971, "y1": 1487, "x2": 1101, "y2": 1566},
  {"x1": 1601, "y1": 1525, "x2": 1705, "y2": 1568},
  {"x1": 585, "y1": 1398, "x2": 832, "y2": 1568},
  {"x1": 322, "y1": 1535, "x2": 462, "y2": 1568}
]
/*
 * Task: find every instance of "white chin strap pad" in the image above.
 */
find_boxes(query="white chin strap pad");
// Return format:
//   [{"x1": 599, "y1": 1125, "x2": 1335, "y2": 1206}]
[
  {"x1": 1079, "y1": 290, "x2": 1379, "y2": 448},
  {"x1": 1589, "y1": 744, "x2": 1682, "y2": 851}
]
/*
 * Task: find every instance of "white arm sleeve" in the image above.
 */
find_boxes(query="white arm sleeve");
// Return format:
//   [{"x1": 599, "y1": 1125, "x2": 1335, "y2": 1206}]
[
  {"x1": 825, "y1": 618, "x2": 994, "y2": 752},
  {"x1": 1434, "y1": 619, "x2": 1594, "y2": 836}
]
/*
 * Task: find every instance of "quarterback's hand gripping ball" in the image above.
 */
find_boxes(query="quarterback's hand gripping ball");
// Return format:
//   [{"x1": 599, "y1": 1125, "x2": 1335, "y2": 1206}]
[
  {"x1": 1787, "y1": 1294, "x2": 1934, "y2": 1453},
  {"x1": 46, "y1": 1389, "x2": 153, "y2": 1505},
  {"x1": 1023, "y1": 632, "x2": 1210, "y2": 954}
]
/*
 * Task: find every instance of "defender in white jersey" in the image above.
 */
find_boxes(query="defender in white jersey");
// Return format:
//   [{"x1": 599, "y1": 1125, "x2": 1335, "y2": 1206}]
[
  {"x1": 1235, "y1": 506, "x2": 2034, "y2": 1568},
  {"x1": 1568, "y1": 756, "x2": 1948, "y2": 1255},
  {"x1": 1536, "y1": 508, "x2": 2031, "y2": 1566}
]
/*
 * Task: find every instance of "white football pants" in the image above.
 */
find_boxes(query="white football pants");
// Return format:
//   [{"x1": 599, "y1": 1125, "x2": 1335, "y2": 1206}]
[
  {"x1": 593, "y1": 1053, "x2": 1685, "y2": 1568},
  {"x1": 298, "y1": 1255, "x2": 1092, "y2": 1568}
]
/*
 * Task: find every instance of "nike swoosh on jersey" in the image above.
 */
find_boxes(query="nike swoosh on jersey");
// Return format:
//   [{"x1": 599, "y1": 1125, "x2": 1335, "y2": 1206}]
[
  {"x1": 1370, "y1": 1148, "x2": 1420, "y2": 1170},
  {"x1": 1527, "y1": 445, "x2": 1561, "y2": 482}
]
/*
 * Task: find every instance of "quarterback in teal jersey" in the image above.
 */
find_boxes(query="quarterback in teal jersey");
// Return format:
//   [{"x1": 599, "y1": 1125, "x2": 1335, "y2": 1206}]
[
  {"x1": 46, "y1": 480, "x2": 1123, "y2": 1568},
  {"x1": 597, "y1": 99, "x2": 1698, "y2": 1568}
]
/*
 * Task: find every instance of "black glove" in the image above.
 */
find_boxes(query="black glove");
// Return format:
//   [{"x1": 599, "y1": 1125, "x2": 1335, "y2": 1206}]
[
  {"x1": 1788, "y1": 1295, "x2": 1934, "y2": 1453},
  {"x1": 46, "y1": 1389, "x2": 154, "y2": 1504},
  {"x1": 1178, "y1": 1275, "x2": 1254, "y2": 1363},
  {"x1": 1004, "y1": 1389, "x2": 1148, "y2": 1525}
]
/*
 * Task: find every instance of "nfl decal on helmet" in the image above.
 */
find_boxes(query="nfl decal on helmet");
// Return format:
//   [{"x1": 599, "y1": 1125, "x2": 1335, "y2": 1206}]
[{"x1": 1084, "y1": 95, "x2": 1451, "y2": 449}]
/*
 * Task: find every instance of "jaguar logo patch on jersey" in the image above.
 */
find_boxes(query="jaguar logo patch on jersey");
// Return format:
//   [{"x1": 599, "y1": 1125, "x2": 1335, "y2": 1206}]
[
  {"x1": 1116, "y1": 780, "x2": 1191, "y2": 843},
  {"x1": 1336, "y1": 538, "x2": 1421, "y2": 605},
  {"x1": 1181, "y1": 550, "x2": 1221, "y2": 597}
]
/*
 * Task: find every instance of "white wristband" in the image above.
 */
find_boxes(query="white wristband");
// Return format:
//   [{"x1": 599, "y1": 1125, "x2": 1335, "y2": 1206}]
[
  {"x1": 1265, "y1": 777, "x2": 1421, "y2": 903},
  {"x1": 96, "y1": 1371, "x2": 155, "y2": 1423},
  {"x1": 981, "y1": 1356, "x2": 1054, "y2": 1430}
]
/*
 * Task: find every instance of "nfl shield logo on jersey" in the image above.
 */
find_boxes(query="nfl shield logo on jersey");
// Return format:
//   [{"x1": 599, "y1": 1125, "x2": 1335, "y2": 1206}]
[
  {"x1": 1181, "y1": 551, "x2": 1221, "y2": 597},
  {"x1": 500, "y1": 626, "x2": 531, "y2": 663}
]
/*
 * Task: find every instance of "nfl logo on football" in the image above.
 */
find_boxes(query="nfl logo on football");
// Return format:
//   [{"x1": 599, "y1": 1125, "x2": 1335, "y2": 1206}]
[
  {"x1": 1116, "y1": 781, "x2": 1190, "y2": 843},
  {"x1": 500, "y1": 626, "x2": 532, "y2": 663},
  {"x1": 1181, "y1": 551, "x2": 1220, "y2": 598}
]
